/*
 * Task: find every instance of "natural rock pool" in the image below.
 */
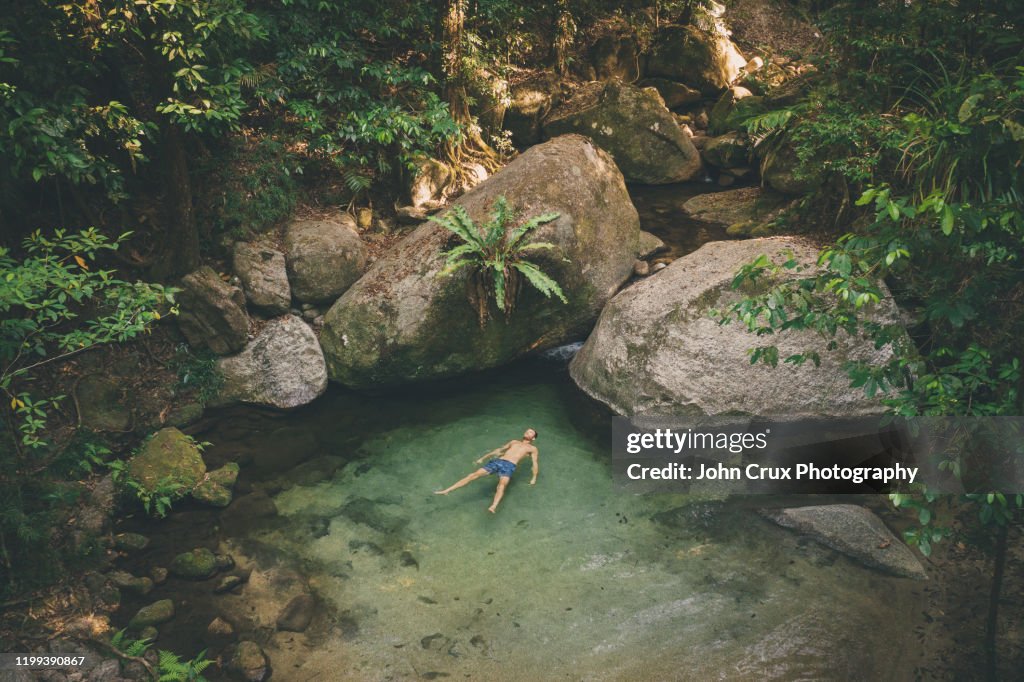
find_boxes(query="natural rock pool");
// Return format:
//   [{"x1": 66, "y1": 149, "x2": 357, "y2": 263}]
[{"x1": 120, "y1": 358, "x2": 926, "y2": 681}]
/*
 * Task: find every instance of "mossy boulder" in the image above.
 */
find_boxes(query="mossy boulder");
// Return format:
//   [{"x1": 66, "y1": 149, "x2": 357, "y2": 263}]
[
  {"x1": 230, "y1": 641, "x2": 270, "y2": 682},
  {"x1": 128, "y1": 428, "x2": 206, "y2": 497},
  {"x1": 760, "y1": 142, "x2": 822, "y2": 195},
  {"x1": 543, "y1": 81, "x2": 702, "y2": 184},
  {"x1": 682, "y1": 187, "x2": 787, "y2": 230},
  {"x1": 646, "y1": 24, "x2": 747, "y2": 94},
  {"x1": 320, "y1": 135, "x2": 641, "y2": 389},
  {"x1": 192, "y1": 463, "x2": 240, "y2": 507},
  {"x1": 636, "y1": 78, "x2": 702, "y2": 109},
  {"x1": 170, "y1": 547, "x2": 219, "y2": 580},
  {"x1": 570, "y1": 237, "x2": 902, "y2": 418},
  {"x1": 129, "y1": 599, "x2": 175, "y2": 629},
  {"x1": 701, "y1": 132, "x2": 751, "y2": 170}
]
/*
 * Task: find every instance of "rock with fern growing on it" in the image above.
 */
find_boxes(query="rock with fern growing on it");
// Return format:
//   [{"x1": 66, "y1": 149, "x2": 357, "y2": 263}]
[{"x1": 431, "y1": 196, "x2": 566, "y2": 328}]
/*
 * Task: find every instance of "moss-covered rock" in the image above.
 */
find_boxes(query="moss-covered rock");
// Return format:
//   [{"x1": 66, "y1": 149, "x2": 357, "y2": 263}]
[
  {"x1": 129, "y1": 599, "x2": 175, "y2": 629},
  {"x1": 320, "y1": 135, "x2": 641, "y2": 389},
  {"x1": 284, "y1": 214, "x2": 367, "y2": 304},
  {"x1": 230, "y1": 641, "x2": 270, "y2": 682},
  {"x1": 544, "y1": 81, "x2": 702, "y2": 184},
  {"x1": 192, "y1": 463, "x2": 240, "y2": 507},
  {"x1": 682, "y1": 187, "x2": 787, "y2": 230},
  {"x1": 114, "y1": 532, "x2": 150, "y2": 552},
  {"x1": 170, "y1": 547, "x2": 219, "y2": 580},
  {"x1": 75, "y1": 375, "x2": 131, "y2": 431},
  {"x1": 127, "y1": 428, "x2": 206, "y2": 497},
  {"x1": 760, "y1": 142, "x2": 822, "y2": 195},
  {"x1": 701, "y1": 132, "x2": 751, "y2": 169}
]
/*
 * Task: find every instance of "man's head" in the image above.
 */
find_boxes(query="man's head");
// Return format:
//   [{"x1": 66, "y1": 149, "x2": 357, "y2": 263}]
[{"x1": 523, "y1": 428, "x2": 537, "y2": 442}]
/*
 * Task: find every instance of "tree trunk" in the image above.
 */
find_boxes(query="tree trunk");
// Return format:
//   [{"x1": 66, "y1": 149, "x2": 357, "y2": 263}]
[
  {"x1": 149, "y1": 122, "x2": 199, "y2": 280},
  {"x1": 984, "y1": 522, "x2": 1009, "y2": 681}
]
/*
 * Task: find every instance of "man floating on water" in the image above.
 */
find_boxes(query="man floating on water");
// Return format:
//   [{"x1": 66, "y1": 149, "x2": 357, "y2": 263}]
[{"x1": 434, "y1": 428, "x2": 539, "y2": 513}]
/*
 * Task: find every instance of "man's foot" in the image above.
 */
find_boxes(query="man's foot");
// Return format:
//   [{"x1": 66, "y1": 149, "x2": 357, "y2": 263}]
[{"x1": 434, "y1": 489, "x2": 449, "y2": 495}]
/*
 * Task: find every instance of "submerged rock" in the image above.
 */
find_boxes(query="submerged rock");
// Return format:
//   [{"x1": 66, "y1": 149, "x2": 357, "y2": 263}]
[
  {"x1": 108, "y1": 570, "x2": 153, "y2": 596},
  {"x1": 570, "y1": 237, "x2": 901, "y2": 418},
  {"x1": 129, "y1": 599, "x2": 175, "y2": 629},
  {"x1": 232, "y1": 240, "x2": 291, "y2": 314},
  {"x1": 128, "y1": 428, "x2": 206, "y2": 497},
  {"x1": 763, "y1": 505, "x2": 927, "y2": 579},
  {"x1": 544, "y1": 81, "x2": 702, "y2": 184},
  {"x1": 170, "y1": 547, "x2": 219, "y2": 580},
  {"x1": 176, "y1": 266, "x2": 249, "y2": 355},
  {"x1": 320, "y1": 135, "x2": 641, "y2": 389},
  {"x1": 276, "y1": 594, "x2": 317, "y2": 632},
  {"x1": 681, "y1": 186, "x2": 786, "y2": 230},
  {"x1": 284, "y1": 214, "x2": 367, "y2": 303},
  {"x1": 230, "y1": 641, "x2": 270, "y2": 682},
  {"x1": 215, "y1": 315, "x2": 328, "y2": 409},
  {"x1": 114, "y1": 532, "x2": 150, "y2": 552}
]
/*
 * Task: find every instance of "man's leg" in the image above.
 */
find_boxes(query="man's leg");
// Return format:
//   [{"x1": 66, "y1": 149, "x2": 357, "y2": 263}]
[
  {"x1": 487, "y1": 476, "x2": 511, "y2": 513},
  {"x1": 435, "y1": 468, "x2": 489, "y2": 495}
]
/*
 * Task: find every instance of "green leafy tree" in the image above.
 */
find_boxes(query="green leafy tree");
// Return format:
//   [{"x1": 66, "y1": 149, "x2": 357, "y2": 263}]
[{"x1": 431, "y1": 196, "x2": 567, "y2": 326}]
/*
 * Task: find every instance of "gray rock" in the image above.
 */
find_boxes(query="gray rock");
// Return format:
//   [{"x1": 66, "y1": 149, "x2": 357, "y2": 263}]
[
  {"x1": 207, "y1": 616, "x2": 234, "y2": 636},
  {"x1": 215, "y1": 315, "x2": 328, "y2": 409},
  {"x1": 544, "y1": 81, "x2": 702, "y2": 184},
  {"x1": 633, "y1": 260, "x2": 650, "y2": 277},
  {"x1": 395, "y1": 205, "x2": 429, "y2": 224},
  {"x1": 129, "y1": 599, "x2": 175, "y2": 629},
  {"x1": 230, "y1": 641, "x2": 269, "y2": 682},
  {"x1": 232, "y1": 240, "x2": 291, "y2": 314},
  {"x1": 320, "y1": 135, "x2": 641, "y2": 389},
  {"x1": 108, "y1": 570, "x2": 153, "y2": 596},
  {"x1": 760, "y1": 142, "x2": 821, "y2": 195},
  {"x1": 87, "y1": 660, "x2": 120, "y2": 682},
  {"x1": 637, "y1": 231, "x2": 667, "y2": 259},
  {"x1": 150, "y1": 567, "x2": 168, "y2": 585},
  {"x1": 570, "y1": 237, "x2": 901, "y2": 418},
  {"x1": 284, "y1": 215, "x2": 367, "y2": 303},
  {"x1": 276, "y1": 594, "x2": 317, "y2": 632},
  {"x1": 75, "y1": 375, "x2": 131, "y2": 431},
  {"x1": 647, "y1": 24, "x2": 747, "y2": 94},
  {"x1": 701, "y1": 132, "x2": 751, "y2": 169},
  {"x1": 763, "y1": 504, "x2": 927, "y2": 579},
  {"x1": 176, "y1": 266, "x2": 249, "y2": 355},
  {"x1": 409, "y1": 158, "x2": 452, "y2": 208},
  {"x1": 138, "y1": 626, "x2": 158, "y2": 642},
  {"x1": 215, "y1": 574, "x2": 247, "y2": 594},
  {"x1": 637, "y1": 78, "x2": 702, "y2": 108},
  {"x1": 681, "y1": 186, "x2": 785, "y2": 230},
  {"x1": 221, "y1": 491, "x2": 278, "y2": 535}
]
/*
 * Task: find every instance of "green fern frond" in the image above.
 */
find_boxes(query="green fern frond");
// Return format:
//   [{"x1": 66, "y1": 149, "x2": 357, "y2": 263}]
[
  {"x1": 492, "y1": 263, "x2": 507, "y2": 313},
  {"x1": 512, "y1": 262, "x2": 568, "y2": 304},
  {"x1": 440, "y1": 258, "x2": 477, "y2": 276},
  {"x1": 507, "y1": 212, "x2": 559, "y2": 251},
  {"x1": 516, "y1": 241, "x2": 559, "y2": 253}
]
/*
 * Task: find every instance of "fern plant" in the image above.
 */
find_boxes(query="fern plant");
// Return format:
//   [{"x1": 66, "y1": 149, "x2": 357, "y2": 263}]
[
  {"x1": 111, "y1": 628, "x2": 152, "y2": 657},
  {"x1": 430, "y1": 196, "x2": 568, "y2": 326},
  {"x1": 156, "y1": 649, "x2": 214, "y2": 682}
]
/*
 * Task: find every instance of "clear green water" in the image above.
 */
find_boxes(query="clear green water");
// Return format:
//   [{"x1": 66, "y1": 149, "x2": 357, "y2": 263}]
[{"x1": 165, "y1": 361, "x2": 925, "y2": 681}]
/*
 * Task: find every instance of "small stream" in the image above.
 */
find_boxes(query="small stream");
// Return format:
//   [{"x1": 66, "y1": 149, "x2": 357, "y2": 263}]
[{"x1": 114, "y1": 182, "x2": 926, "y2": 681}]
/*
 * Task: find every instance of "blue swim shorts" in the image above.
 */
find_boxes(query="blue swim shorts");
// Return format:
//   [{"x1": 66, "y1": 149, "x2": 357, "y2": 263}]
[{"x1": 483, "y1": 459, "x2": 516, "y2": 477}]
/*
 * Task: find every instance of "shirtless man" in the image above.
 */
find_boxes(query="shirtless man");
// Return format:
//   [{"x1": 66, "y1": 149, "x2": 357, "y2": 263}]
[{"x1": 434, "y1": 429, "x2": 539, "y2": 513}]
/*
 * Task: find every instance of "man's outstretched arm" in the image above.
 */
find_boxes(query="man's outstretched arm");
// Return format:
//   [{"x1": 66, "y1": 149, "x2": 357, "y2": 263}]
[
  {"x1": 530, "y1": 450, "x2": 539, "y2": 485},
  {"x1": 475, "y1": 441, "x2": 513, "y2": 465}
]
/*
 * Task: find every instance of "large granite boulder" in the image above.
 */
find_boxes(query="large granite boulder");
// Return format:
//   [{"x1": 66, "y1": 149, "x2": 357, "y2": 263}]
[
  {"x1": 232, "y1": 240, "x2": 291, "y2": 314},
  {"x1": 128, "y1": 427, "x2": 206, "y2": 497},
  {"x1": 544, "y1": 81, "x2": 702, "y2": 184},
  {"x1": 284, "y1": 215, "x2": 367, "y2": 303},
  {"x1": 321, "y1": 134, "x2": 640, "y2": 389},
  {"x1": 215, "y1": 315, "x2": 328, "y2": 409},
  {"x1": 646, "y1": 24, "x2": 747, "y2": 94},
  {"x1": 176, "y1": 266, "x2": 249, "y2": 355},
  {"x1": 763, "y1": 505, "x2": 927, "y2": 579},
  {"x1": 569, "y1": 237, "x2": 901, "y2": 418}
]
